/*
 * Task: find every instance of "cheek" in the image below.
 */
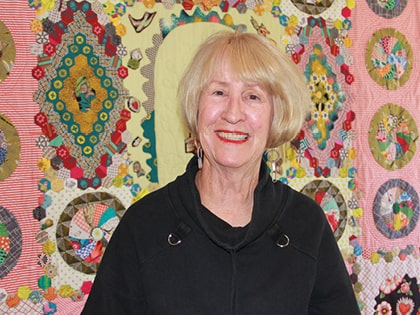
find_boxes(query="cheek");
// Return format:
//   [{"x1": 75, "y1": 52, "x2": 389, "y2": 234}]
[
  {"x1": 197, "y1": 105, "x2": 221, "y2": 129},
  {"x1": 250, "y1": 110, "x2": 272, "y2": 132}
]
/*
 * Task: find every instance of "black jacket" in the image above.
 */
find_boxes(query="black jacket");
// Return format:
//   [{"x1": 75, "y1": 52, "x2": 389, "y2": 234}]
[{"x1": 82, "y1": 157, "x2": 360, "y2": 314}]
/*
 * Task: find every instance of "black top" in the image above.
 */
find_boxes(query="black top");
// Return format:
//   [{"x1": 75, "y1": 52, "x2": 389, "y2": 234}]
[{"x1": 82, "y1": 156, "x2": 361, "y2": 315}]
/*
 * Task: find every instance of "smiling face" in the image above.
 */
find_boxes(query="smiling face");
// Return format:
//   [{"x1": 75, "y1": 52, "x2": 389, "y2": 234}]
[{"x1": 197, "y1": 61, "x2": 273, "y2": 172}]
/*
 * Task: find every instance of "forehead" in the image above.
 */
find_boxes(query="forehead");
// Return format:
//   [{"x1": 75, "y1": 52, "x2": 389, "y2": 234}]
[{"x1": 206, "y1": 59, "x2": 263, "y2": 87}]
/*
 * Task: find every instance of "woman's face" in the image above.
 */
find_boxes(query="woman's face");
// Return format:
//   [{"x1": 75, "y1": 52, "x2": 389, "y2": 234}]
[
  {"x1": 81, "y1": 83, "x2": 88, "y2": 93},
  {"x1": 197, "y1": 61, "x2": 273, "y2": 172}
]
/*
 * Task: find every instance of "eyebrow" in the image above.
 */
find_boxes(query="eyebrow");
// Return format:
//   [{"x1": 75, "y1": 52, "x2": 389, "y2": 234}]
[{"x1": 207, "y1": 80, "x2": 261, "y2": 89}]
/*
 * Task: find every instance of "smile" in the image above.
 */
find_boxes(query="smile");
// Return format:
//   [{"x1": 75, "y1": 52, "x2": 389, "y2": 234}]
[{"x1": 215, "y1": 131, "x2": 249, "y2": 143}]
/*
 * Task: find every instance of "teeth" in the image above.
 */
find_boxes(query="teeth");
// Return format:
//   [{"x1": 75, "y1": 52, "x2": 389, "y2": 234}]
[{"x1": 217, "y1": 131, "x2": 248, "y2": 140}]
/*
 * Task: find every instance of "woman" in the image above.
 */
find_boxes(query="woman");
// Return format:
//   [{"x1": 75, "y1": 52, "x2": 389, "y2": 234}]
[{"x1": 82, "y1": 30, "x2": 360, "y2": 314}]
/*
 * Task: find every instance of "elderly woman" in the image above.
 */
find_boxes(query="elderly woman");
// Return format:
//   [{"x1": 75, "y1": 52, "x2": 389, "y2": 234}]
[{"x1": 82, "y1": 30, "x2": 360, "y2": 314}]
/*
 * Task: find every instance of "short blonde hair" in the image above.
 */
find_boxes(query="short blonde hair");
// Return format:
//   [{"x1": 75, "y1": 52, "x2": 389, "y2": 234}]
[{"x1": 178, "y1": 30, "x2": 310, "y2": 148}]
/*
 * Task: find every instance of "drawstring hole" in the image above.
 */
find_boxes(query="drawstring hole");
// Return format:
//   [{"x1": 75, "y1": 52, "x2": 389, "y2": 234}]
[
  {"x1": 168, "y1": 233, "x2": 181, "y2": 246},
  {"x1": 276, "y1": 234, "x2": 289, "y2": 248}
]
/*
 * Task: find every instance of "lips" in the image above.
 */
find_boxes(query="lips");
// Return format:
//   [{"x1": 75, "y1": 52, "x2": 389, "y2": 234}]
[{"x1": 215, "y1": 130, "x2": 249, "y2": 143}]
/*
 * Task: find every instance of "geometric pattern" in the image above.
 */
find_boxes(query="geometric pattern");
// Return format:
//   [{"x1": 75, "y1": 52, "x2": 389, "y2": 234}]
[
  {"x1": 290, "y1": 0, "x2": 336, "y2": 15},
  {"x1": 0, "y1": 206, "x2": 21, "y2": 279},
  {"x1": 300, "y1": 179, "x2": 348, "y2": 242},
  {"x1": 373, "y1": 179, "x2": 419, "y2": 239},
  {"x1": 32, "y1": 2, "x2": 130, "y2": 190},
  {"x1": 365, "y1": 28, "x2": 413, "y2": 90},
  {"x1": 365, "y1": 0, "x2": 408, "y2": 19},
  {"x1": 368, "y1": 103, "x2": 418, "y2": 171},
  {"x1": 56, "y1": 192, "x2": 126, "y2": 274},
  {"x1": 0, "y1": 114, "x2": 20, "y2": 181}
]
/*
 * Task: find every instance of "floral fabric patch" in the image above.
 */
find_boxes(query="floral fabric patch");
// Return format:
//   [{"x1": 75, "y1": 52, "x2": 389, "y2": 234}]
[
  {"x1": 0, "y1": 20, "x2": 15, "y2": 83},
  {"x1": 0, "y1": 206, "x2": 22, "y2": 279},
  {"x1": 365, "y1": 28, "x2": 412, "y2": 90},
  {"x1": 0, "y1": 114, "x2": 20, "y2": 181},
  {"x1": 374, "y1": 274, "x2": 420, "y2": 315},
  {"x1": 373, "y1": 179, "x2": 419, "y2": 239},
  {"x1": 368, "y1": 103, "x2": 417, "y2": 170},
  {"x1": 365, "y1": 0, "x2": 408, "y2": 19}
]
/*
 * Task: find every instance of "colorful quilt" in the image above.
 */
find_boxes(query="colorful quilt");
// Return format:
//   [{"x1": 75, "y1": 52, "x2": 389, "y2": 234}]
[{"x1": 0, "y1": 0, "x2": 418, "y2": 314}]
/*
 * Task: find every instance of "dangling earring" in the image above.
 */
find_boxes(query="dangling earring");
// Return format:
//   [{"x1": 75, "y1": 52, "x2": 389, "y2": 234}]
[
  {"x1": 195, "y1": 139, "x2": 203, "y2": 169},
  {"x1": 266, "y1": 148, "x2": 281, "y2": 183}
]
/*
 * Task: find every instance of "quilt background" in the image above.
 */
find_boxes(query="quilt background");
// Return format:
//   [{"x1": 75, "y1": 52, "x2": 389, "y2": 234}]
[{"x1": 0, "y1": 0, "x2": 418, "y2": 314}]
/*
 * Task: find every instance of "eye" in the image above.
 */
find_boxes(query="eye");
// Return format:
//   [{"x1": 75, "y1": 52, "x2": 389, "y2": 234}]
[
  {"x1": 212, "y1": 90, "x2": 225, "y2": 96},
  {"x1": 245, "y1": 92, "x2": 261, "y2": 101}
]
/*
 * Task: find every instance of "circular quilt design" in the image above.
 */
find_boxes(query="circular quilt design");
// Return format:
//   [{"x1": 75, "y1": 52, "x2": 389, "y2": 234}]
[
  {"x1": 373, "y1": 179, "x2": 419, "y2": 239},
  {"x1": 300, "y1": 180, "x2": 347, "y2": 241},
  {"x1": 365, "y1": 28, "x2": 412, "y2": 90},
  {"x1": 0, "y1": 114, "x2": 20, "y2": 181},
  {"x1": 56, "y1": 192, "x2": 126, "y2": 274},
  {"x1": 0, "y1": 206, "x2": 22, "y2": 279},
  {"x1": 368, "y1": 103, "x2": 417, "y2": 170},
  {"x1": 366, "y1": 0, "x2": 408, "y2": 19},
  {"x1": 0, "y1": 20, "x2": 16, "y2": 83},
  {"x1": 289, "y1": 0, "x2": 336, "y2": 15}
]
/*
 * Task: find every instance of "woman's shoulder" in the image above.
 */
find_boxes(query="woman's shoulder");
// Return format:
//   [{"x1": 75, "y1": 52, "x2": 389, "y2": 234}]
[
  {"x1": 273, "y1": 182, "x2": 330, "y2": 256},
  {"x1": 112, "y1": 185, "x2": 184, "y2": 258},
  {"x1": 277, "y1": 182, "x2": 325, "y2": 221},
  {"x1": 120, "y1": 185, "x2": 177, "y2": 229}
]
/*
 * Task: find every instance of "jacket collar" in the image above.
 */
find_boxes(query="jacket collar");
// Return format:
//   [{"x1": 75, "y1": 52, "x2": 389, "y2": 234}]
[{"x1": 169, "y1": 156, "x2": 287, "y2": 250}]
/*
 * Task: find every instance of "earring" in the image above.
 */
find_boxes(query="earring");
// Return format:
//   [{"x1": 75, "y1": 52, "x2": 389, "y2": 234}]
[
  {"x1": 266, "y1": 148, "x2": 281, "y2": 183},
  {"x1": 195, "y1": 139, "x2": 203, "y2": 169}
]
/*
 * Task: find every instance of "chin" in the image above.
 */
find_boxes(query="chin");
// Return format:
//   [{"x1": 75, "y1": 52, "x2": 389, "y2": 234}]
[{"x1": 214, "y1": 158, "x2": 250, "y2": 169}]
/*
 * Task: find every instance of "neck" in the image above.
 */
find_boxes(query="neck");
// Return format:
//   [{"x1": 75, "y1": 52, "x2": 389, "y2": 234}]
[{"x1": 195, "y1": 162, "x2": 260, "y2": 227}]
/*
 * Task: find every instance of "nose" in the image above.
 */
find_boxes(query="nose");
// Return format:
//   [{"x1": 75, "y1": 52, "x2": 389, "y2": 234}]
[{"x1": 222, "y1": 94, "x2": 245, "y2": 124}]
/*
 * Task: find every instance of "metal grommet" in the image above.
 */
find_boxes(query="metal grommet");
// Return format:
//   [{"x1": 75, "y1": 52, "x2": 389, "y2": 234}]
[
  {"x1": 276, "y1": 234, "x2": 289, "y2": 248},
  {"x1": 168, "y1": 233, "x2": 181, "y2": 246}
]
